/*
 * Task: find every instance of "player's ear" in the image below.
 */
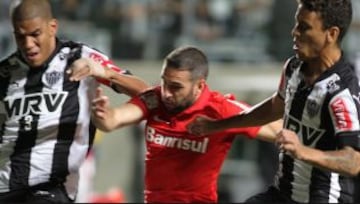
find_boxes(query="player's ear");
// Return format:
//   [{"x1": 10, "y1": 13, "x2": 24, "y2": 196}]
[
  {"x1": 48, "y1": 18, "x2": 58, "y2": 37},
  {"x1": 326, "y1": 26, "x2": 340, "y2": 44},
  {"x1": 197, "y1": 78, "x2": 206, "y2": 90}
]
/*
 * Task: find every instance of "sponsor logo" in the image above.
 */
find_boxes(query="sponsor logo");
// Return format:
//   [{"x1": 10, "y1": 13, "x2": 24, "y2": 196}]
[
  {"x1": 89, "y1": 52, "x2": 120, "y2": 71},
  {"x1": 4, "y1": 92, "x2": 68, "y2": 118},
  {"x1": 330, "y1": 98, "x2": 352, "y2": 130},
  {"x1": 284, "y1": 115, "x2": 324, "y2": 146},
  {"x1": 326, "y1": 79, "x2": 340, "y2": 94},
  {"x1": 58, "y1": 51, "x2": 67, "y2": 60},
  {"x1": 146, "y1": 127, "x2": 209, "y2": 153}
]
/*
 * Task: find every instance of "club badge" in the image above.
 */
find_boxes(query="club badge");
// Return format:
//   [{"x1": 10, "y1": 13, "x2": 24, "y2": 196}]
[
  {"x1": 45, "y1": 71, "x2": 62, "y2": 86},
  {"x1": 307, "y1": 99, "x2": 319, "y2": 118}
]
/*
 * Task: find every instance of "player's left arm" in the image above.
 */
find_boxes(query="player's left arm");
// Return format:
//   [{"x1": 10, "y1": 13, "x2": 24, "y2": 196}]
[
  {"x1": 277, "y1": 129, "x2": 360, "y2": 177},
  {"x1": 68, "y1": 57, "x2": 149, "y2": 97},
  {"x1": 277, "y1": 89, "x2": 360, "y2": 177},
  {"x1": 101, "y1": 67, "x2": 149, "y2": 97}
]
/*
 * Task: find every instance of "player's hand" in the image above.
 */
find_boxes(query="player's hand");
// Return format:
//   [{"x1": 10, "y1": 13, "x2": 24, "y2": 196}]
[
  {"x1": 67, "y1": 58, "x2": 107, "y2": 81},
  {"x1": 276, "y1": 129, "x2": 305, "y2": 160},
  {"x1": 187, "y1": 115, "x2": 215, "y2": 136},
  {"x1": 91, "y1": 87, "x2": 111, "y2": 120}
]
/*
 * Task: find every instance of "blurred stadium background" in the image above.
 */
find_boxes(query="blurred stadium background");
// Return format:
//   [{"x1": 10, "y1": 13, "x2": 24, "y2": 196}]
[{"x1": 1, "y1": 0, "x2": 360, "y2": 202}]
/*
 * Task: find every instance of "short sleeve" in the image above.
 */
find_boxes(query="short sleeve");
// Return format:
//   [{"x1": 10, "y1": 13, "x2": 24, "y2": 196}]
[
  {"x1": 81, "y1": 45, "x2": 128, "y2": 90},
  {"x1": 329, "y1": 89, "x2": 360, "y2": 150}
]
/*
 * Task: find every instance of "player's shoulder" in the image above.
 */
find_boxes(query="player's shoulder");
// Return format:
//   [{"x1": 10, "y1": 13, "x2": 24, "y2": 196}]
[
  {"x1": 0, "y1": 52, "x2": 20, "y2": 78},
  {"x1": 208, "y1": 91, "x2": 250, "y2": 112},
  {"x1": 57, "y1": 39, "x2": 112, "y2": 65},
  {"x1": 283, "y1": 55, "x2": 301, "y2": 75},
  {"x1": 58, "y1": 38, "x2": 106, "y2": 57},
  {"x1": 138, "y1": 86, "x2": 161, "y2": 110}
]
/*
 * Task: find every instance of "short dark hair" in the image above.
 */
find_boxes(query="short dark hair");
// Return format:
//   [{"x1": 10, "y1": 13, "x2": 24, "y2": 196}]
[
  {"x1": 164, "y1": 46, "x2": 209, "y2": 80},
  {"x1": 10, "y1": 0, "x2": 53, "y2": 22},
  {"x1": 298, "y1": 0, "x2": 352, "y2": 42}
]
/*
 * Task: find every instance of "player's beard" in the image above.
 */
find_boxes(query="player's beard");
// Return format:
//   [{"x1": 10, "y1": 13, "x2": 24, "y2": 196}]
[
  {"x1": 168, "y1": 100, "x2": 193, "y2": 114},
  {"x1": 167, "y1": 91, "x2": 197, "y2": 114}
]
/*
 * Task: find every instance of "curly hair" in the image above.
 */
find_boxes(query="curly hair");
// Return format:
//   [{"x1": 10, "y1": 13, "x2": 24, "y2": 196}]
[{"x1": 298, "y1": 0, "x2": 352, "y2": 42}]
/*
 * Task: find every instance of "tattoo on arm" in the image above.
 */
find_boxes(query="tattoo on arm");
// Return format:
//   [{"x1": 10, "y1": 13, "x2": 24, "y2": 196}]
[{"x1": 322, "y1": 147, "x2": 360, "y2": 177}]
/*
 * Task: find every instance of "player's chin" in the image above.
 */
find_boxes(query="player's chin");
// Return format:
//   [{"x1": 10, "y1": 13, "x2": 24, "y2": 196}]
[{"x1": 164, "y1": 102, "x2": 175, "y2": 111}]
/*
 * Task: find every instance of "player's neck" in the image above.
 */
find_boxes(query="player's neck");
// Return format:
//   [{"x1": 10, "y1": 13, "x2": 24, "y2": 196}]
[{"x1": 302, "y1": 49, "x2": 341, "y2": 86}]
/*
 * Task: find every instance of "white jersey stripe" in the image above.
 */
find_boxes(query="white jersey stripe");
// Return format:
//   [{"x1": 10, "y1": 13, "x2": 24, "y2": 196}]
[{"x1": 329, "y1": 173, "x2": 341, "y2": 203}]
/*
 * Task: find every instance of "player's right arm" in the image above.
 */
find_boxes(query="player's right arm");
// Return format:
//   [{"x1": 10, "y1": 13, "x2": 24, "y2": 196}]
[
  {"x1": 188, "y1": 57, "x2": 292, "y2": 136},
  {"x1": 256, "y1": 118, "x2": 283, "y2": 143},
  {"x1": 91, "y1": 87, "x2": 144, "y2": 132},
  {"x1": 188, "y1": 93, "x2": 284, "y2": 136}
]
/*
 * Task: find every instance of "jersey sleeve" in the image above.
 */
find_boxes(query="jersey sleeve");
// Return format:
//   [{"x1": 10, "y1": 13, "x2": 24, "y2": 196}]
[
  {"x1": 221, "y1": 96, "x2": 260, "y2": 139},
  {"x1": 329, "y1": 90, "x2": 360, "y2": 150},
  {"x1": 80, "y1": 45, "x2": 129, "y2": 91}
]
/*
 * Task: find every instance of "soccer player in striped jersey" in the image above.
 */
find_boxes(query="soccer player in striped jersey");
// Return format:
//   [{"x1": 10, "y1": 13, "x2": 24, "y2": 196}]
[
  {"x1": 0, "y1": 0, "x2": 148, "y2": 203},
  {"x1": 188, "y1": 0, "x2": 360, "y2": 203},
  {"x1": 90, "y1": 46, "x2": 282, "y2": 203}
]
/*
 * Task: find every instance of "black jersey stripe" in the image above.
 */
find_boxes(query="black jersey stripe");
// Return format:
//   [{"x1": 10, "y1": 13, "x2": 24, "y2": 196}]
[
  {"x1": 9, "y1": 67, "x2": 44, "y2": 190},
  {"x1": 0, "y1": 63, "x2": 11, "y2": 144},
  {"x1": 278, "y1": 154, "x2": 295, "y2": 198},
  {"x1": 88, "y1": 121, "x2": 96, "y2": 154},
  {"x1": 50, "y1": 47, "x2": 81, "y2": 183},
  {"x1": 279, "y1": 76, "x2": 313, "y2": 200}
]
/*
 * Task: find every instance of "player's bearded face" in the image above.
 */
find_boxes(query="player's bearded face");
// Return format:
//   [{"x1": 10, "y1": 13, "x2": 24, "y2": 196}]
[
  {"x1": 291, "y1": 5, "x2": 329, "y2": 61},
  {"x1": 161, "y1": 68, "x2": 201, "y2": 114},
  {"x1": 13, "y1": 17, "x2": 57, "y2": 67}
]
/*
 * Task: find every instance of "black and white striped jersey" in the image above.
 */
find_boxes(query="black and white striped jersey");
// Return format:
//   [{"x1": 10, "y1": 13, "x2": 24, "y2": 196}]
[
  {"x1": 275, "y1": 55, "x2": 360, "y2": 203},
  {"x1": 0, "y1": 39, "x2": 125, "y2": 199}
]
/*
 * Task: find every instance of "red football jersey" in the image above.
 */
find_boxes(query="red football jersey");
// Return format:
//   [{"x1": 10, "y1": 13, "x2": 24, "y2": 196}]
[{"x1": 129, "y1": 85, "x2": 260, "y2": 203}]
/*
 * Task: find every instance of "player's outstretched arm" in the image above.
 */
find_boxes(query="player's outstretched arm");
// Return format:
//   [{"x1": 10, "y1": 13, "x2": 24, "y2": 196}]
[
  {"x1": 67, "y1": 58, "x2": 149, "y2": 97},
  {"x1": 188, "y1": 93, "x2": 284, "y2": 136},
  {"x1": 91, "y1": 87, "x2": 144, "y2": 132},
  {"x1": 256, "y1": 119, "x2": 283, "y2": 143}
]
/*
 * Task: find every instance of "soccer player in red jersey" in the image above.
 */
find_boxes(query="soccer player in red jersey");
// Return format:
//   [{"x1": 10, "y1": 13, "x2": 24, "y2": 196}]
[{"x1": 91, "y1": 46, "x2": 282, "y2": 203}]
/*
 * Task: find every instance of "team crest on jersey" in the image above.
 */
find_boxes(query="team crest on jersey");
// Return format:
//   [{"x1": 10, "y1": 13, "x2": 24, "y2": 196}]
[
  {"x1": 45, "y1": 71, "x2": 62, "y2": 86},
  {"x1": 306, "y1": 99, "x2": 319, "y2": 118},
  {"x1": 140, "y1": 91, "x2": 158, "y2": 110}
]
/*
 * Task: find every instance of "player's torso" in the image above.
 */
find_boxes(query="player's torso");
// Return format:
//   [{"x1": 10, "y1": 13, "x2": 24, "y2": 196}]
[
  {"x1": 0, "y1": 40, "x2": 98, "y2": 195},
  {"x1": 142, "y1": 90, "x2": 236, "y2": 201},
  {"x1": 277, "y1": 57, "x2": 359, "y2": 203}
]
